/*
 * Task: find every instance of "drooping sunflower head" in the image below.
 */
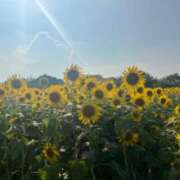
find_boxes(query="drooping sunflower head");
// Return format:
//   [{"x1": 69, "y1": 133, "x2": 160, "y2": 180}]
[
  {"x1": 122, "y1": 66, "x2": 145, "y2": 88},
  {"x1": 78, "y1": 101, "x2": 102, "y2": 125},
  {"x1": 64, "y1": 64, "x2": 82, "y2": 83},
  {"x1": 46, "y1": 85, "x2": 67, "y2": 107},
  {"x1": 42, "y1": 143, "x2": 60, "y2": 164},
  {"x1": 119, "y1": 131, "x2": 139, "y2": 146}
]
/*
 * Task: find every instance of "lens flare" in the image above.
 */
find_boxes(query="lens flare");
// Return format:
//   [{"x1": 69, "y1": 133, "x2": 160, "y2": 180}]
[{"x1": 34, "y1": 0, "x2": 73, "y2": 49}]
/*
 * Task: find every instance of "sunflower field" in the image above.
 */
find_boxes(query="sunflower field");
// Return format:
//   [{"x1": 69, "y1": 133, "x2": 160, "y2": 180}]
[{"x1": 0, "y1": 65, "x2": 179, "y2": 180}]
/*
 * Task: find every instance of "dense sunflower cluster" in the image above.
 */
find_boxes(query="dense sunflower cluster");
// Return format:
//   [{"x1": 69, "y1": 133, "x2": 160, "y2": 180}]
[
  {"x1": 0, "y1": 65, "x2": 179, "y2": 126},
  {"x1": 0, "y1": 65, "x2": 179, "y2": 179}
]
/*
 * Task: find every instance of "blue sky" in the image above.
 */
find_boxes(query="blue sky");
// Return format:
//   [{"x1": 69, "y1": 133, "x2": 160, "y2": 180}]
[{"x1": 0, "y1": 0, "x2": 180, "y2": 81}]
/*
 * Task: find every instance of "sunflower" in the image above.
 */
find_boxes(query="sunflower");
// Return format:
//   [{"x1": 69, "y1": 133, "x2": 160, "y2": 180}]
[
  {"x1": 111, "y1": 97, "x2": 122, "y2": 107},
  {"x1": 24, "y1": 88, "x2": 36, "y2": 103},
  {"x1": 5, "y1": 75, "x2": 27, "y2": 94},
  {"x1": 154, "y1": 88, "x2": 163, "y2": 97},
  {"x1": 64, "y1": 64, "x2": 82, "y2": 84},
  {"x1": 78, "y1": 101, "x2": 102, "y2": 125},
  {"x1": 145, "y1": 88, "x2": 154, "y2": 99},
  {"x1": 132, "y1": 94, "x2": 148, "y2": 109},
  {"x1": 46, "y1": 85, "x2": 67, "y2": 107},
  {"x1": 103, "y1": 79, "x2": 116, "y2": 98},
  {"x1": 122, "y1": 66, "x2": 145, "y2": 89},
  {"x1": 42, "y1": 143, "x2": 60, "y2": 164},
  {"x1": 92, "y1": 85, "x2": 106, "y2": 101},
  {"x1": 17, "y1": 96, "x2": 26, "y2": 104},
  {"x1": 119, "y1": 131, "x2": 139, "y2": 146},
  {"x1": 131, "y1": 110, "x2": 142, "y2": 122},
  {"x1": 159, "y1": 95, "x2": 170, "y2": 107},
  {"x1": 174, "y1": 105, "x2": 180, "y2": 116},
  {"x1": 136, "y1": 85, "x2": 144, "y2": 95},
  {"x1": 33, "y1": 88, "x2": 42, "y2": 96},
  {"x1": 83, "y1": 76, "x2": 98, "y2": 92}
]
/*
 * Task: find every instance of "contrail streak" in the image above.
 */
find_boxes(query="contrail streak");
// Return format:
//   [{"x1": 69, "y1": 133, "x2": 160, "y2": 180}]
[
  {"x1": 26, "y1": 31, "x2": 68, "y2": 53},
  {"x1": 34, "y1": 0, "x2": 73, "y2": 49}
]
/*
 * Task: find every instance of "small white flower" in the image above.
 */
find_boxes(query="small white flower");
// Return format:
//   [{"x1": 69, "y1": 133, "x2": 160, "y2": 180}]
[{"x1": 60, "y1": 148, "x2": 66, "y2": 152}]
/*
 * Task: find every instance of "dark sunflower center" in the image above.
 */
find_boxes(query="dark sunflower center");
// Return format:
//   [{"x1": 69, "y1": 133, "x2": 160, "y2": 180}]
[
  {"x1": 19, "y1": 97, "x2": 25, "y2": 103},
  {"x1": 126, "y1": 73, "x2": 139, "y2": 86},
  {"x1": 161, "y1": 98, "x2": 166, "y2": 104},
  {"x1": 49, "y1": 92, "x2": 61, "y2": 103},
  {"x1": 46, "y1": 148, "x2": 54, "y2": 158},
  {"x1": 82, "y1": 105, "x2": 95, "y2": 118},
  {"x1": 79, "y1": 96, "x2": 84, "y2": 101},
  {"x1": 95, "y1": 90, "x2": 104, "y2": 99},
  {"x1": 113, "y1": 99, "x2": 120, "y2": 106},
  {"x1": 125, "y1": 132, "x2": 133, "y2": 141},
  {"x1": 25, "y1": 93, "x2": 31, "y2": 100},
  {"x1": 147, "y1": 90, "x2": 153, "y2": 97},
  {"x1": 34, "y1": 90, "x2": 39, "y2": 95},
  {"x1": 11, "y1": 79, "x2": 22, "y2": 89},
  {"x1": 135, "y1": 98, "x2": 145, "y2": 107},
  {"x1": 157, "y1": 89, "x2": 162, "y2": 95},
  {"x1": 87, "y1": 82, "x2": 95, "y2": 90},
  {"x1": 178, "y1": 108, "x2": 180, "y2": 113},
  {"x1": 137, "y1": 87, "x2": 143, "y2": 93},
  {"x1": 0, "y1": 89, "x2": 5, "y2": 96},
  {"x1": 67, "y1": 70, "x2": 79, "y2": 81},
  {"x1": 106, "y1": 83, "x2": 113, "y2": 91}
]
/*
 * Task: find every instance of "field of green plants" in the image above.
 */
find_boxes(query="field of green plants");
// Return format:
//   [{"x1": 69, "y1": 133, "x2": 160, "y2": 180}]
[{"x1": 0, "y1": 65, "x2": 179, "y2": 180}]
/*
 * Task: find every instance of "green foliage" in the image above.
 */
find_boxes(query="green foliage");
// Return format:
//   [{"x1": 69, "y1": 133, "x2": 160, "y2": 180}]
[{"x1": 0, "y1": 102, "x2": 179, "y2": 180}]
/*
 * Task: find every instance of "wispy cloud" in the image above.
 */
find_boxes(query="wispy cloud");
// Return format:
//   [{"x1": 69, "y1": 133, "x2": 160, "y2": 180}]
[{"x1": 13, "y1": 31, "x2": 70, "y2": 64}]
